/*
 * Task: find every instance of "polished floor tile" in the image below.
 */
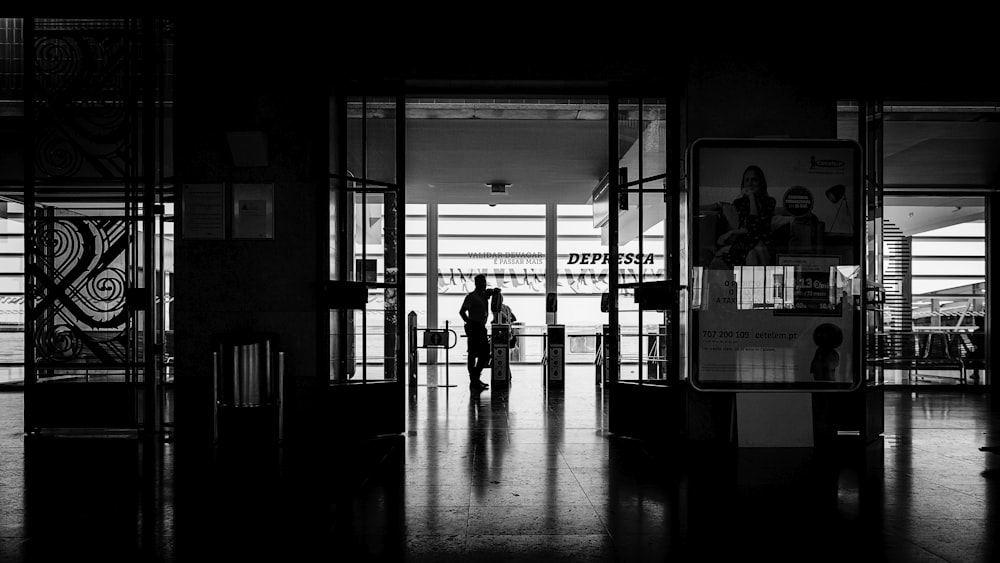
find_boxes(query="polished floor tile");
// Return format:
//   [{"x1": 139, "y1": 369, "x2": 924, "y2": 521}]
[{"x1": 1, "y1": 366, "x2": 999, "y2": 562}]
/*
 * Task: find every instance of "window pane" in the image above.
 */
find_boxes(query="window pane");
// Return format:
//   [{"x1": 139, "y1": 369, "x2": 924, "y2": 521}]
[
  {"x1": 0, "y1": 237, "x2": 24, "y2": 253},
  {"x1": 0, "y1": 256, "x2": 22, "y2": 272},
  {"x1": 912, "y1": 259, "x2": 984, "y2": 276},
  {"x1": 439, "y1": 238, "x2": 544, "y2": 253},
  {"x1": 0, "y1": 275, "x2": 24, "y2": 293},
  {"x1": 882, "y1": 195, "x2": 987, "y2": 386},
  {"x1": 912, "y1": 278, "x2": 985, "y2": 294},
  {"x1": 440, "y1": 204, "x2": 545, "y2": 217},
  {"x1": 437, "y1": 204, "x2": 546, "y2": 367},
  {"x1": 911, "y1": 240, "x2": 984, "y2": 256},
  {"x1": 0, "y1": 219, "x2": 24, "y2": 235},
  {"x1": 439, "y1": 217, "x2": 544, "y2": 236}
]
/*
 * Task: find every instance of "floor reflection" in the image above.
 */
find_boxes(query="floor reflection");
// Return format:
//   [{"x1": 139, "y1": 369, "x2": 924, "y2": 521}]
[{"x1": 1, "y1": 368, "x2": 998, "y2": 562}]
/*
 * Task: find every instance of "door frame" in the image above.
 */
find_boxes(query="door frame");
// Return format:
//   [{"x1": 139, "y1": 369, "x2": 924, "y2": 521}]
[
  {"x1": 605, "y1": 85, "x2": 686, "y2": 442},
  {"x1": 327, "y1": 81, "x2": 685, "y2": 441},
  {"x1": 327, "y1": 84, "x2": 407, "y2": 441}
]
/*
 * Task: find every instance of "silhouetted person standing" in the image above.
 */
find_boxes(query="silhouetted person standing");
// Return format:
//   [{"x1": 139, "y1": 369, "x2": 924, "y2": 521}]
[{"x1": 460, "y1": 274, "x2": 491, "y2": 390}]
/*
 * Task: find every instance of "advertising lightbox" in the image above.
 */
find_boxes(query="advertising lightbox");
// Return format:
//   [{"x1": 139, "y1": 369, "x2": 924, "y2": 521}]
[{"x1": 688, "y1": 138, "x2": 863, "y2": 392}]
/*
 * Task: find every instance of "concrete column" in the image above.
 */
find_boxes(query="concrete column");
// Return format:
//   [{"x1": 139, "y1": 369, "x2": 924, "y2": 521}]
[{"x1": 684, "y1": 54, "x2": 838, "y2": 444}]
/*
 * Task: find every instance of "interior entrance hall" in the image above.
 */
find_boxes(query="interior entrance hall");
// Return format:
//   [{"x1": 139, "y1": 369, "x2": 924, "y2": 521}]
[
  {"x1": 318, "y1": 93, "x2": 997, "y2": 562},
  {"x1": 1, "y1": 15, "x2": 1000, "y2": 563},
  {"x1": 335, "y1": 92, "x2": 680, "y2": 447},
  {"x1": 396, "y1": 96, "x2": 669, "y2": 389}
]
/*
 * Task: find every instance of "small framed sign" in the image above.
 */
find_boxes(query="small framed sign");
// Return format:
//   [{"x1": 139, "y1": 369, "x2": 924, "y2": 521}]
[{"x1": 232, "y1": 183, "x2": 274, "y2": 239}]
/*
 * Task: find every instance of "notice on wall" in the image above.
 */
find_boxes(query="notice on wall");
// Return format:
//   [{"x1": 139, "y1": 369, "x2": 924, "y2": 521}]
[
  {"x1": 232, "y1": 183, "x2": 274, "y2": 239},
  {"x1": 181, "y1": 183, "x2": 225, "y2": 240},
  {"x1": 689, "y1": 139, "x2": 862, "y2": 391}
]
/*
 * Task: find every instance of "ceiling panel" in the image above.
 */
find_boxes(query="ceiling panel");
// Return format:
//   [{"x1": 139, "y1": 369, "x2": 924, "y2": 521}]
[
  {"x1": 838, "y1": 111, "x2": 1000, "y2": 187},
  {"x1": 406, "y1": 119, "x2": 607, "y2": 205}
]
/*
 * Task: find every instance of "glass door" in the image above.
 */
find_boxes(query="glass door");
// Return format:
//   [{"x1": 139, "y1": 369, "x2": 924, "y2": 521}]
[
  {"x1": 328, "y1": 89, "x2": 405, "y2": 438},
  {"x1": 606, "y1": 93, "x2": 685, "y2": 441}
]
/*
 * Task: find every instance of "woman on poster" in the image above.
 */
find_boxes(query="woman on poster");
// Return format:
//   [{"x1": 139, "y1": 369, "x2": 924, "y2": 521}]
[{"x1": 703, "y1": 165, "x2": 777, "y2": 268}]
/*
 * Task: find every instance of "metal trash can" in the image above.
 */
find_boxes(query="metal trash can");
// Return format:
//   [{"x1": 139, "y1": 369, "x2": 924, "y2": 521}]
[
  {"x1": 219, "y1": 333, "x2": 276, "y2": 407},
  {"x1": 213, "y1": 332, "x2": 284, "y2": 444}
]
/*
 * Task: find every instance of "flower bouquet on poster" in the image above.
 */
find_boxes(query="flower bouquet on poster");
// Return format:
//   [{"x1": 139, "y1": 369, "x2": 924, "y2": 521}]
[{"x1": 688, "y1": 139, "x2": 863, "y2": 391}]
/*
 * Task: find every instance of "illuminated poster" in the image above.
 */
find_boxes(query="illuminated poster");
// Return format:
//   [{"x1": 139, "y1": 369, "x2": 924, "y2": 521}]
[{"x1": 689, "y1": 139, "x2": 862, "y2": 391}]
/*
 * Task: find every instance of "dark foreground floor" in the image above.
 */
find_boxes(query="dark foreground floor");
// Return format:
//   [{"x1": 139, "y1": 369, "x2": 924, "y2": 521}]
[{"x1": 1, "y1": 368, "x2": 999, "y2": 562}]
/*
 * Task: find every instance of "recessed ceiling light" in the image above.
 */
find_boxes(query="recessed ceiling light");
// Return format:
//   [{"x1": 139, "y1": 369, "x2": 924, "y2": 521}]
[{"x1": 487, "y1": 183, "x2": 510, "y2": 196}]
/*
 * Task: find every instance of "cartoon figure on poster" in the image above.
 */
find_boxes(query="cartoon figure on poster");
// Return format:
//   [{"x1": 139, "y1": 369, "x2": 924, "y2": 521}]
[
  {"x1": 691, "y1": 141, "x2": 860, "y2": 387},
  {"x1": 810, "y1": 323, "x2": 843, "y2": 381}
]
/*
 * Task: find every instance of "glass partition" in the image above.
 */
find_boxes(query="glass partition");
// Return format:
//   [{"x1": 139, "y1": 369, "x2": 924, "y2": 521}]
[
  {"x1": 438, "y1": 204, "x2": 546, "y2": 364},
  {"x1": 557, "y1": 204, "x2": 666, "y2": 370},
  {"x1": 0, "y1": 198, "x2": 24, "y2": 384},
  {"x1": 330, "y1": 94, "x2": 403, "y2": 384},
  {"x1": 611, "y1": 98, "x2": 670, "y2": 383},
  {"x1": 881, "y1": 196, "x2": 986, "y2": 385},
  {"x1": 404, "y1": 204, "x2": 428, "y2": 363}
]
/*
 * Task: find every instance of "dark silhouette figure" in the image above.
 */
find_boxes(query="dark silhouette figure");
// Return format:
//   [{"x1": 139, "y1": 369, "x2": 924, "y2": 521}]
[
  {"x1": 460, "y1": 273, "x2": 492, "y2": 390},
  {"x1": 966, "y1": 314, "x2": 985, "y2": 384}
]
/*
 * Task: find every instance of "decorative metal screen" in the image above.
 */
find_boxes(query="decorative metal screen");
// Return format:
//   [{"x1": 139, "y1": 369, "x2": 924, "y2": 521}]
[
  {"x1": 29, "y1": 20, "x2": 141, "y2": 381},
  {"x1": 31, "y1": 217, "x2": 129, "y2": 371},
  {"x1": 33, "y1": 19, "x2": 137, "y2": 180}
]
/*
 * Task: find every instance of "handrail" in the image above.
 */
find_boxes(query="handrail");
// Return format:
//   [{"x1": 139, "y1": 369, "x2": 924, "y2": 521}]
[
  {"x1": 872, "y1": 330, "x2": 974, "y2": 359},
  {"x1": 407, "y1": 318, "x2": 458, "y2": 388},
  {"x1": 413, "y1": 327, "x2": 458, "y2": 350}
]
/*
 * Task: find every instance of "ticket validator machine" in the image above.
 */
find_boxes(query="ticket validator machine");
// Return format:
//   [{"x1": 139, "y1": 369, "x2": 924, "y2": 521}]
[
  {"x1": 600, "y1": 324, "x2": 613, "y2": 385},
  {"x1": 545, "y1": 324, "x2": 565, "y2": 388},
  {"x1": 491, "y1": 323, "x2": 511, "y2": 389},
  {"x1": 489, "y1": 288, "x2": 511, "y2": 389}
]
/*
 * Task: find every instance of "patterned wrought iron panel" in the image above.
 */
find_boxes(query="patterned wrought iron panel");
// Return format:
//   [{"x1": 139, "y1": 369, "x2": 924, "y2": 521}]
[{"x1": 30, "y1": 217, "x2": 130, "y2": 372}]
